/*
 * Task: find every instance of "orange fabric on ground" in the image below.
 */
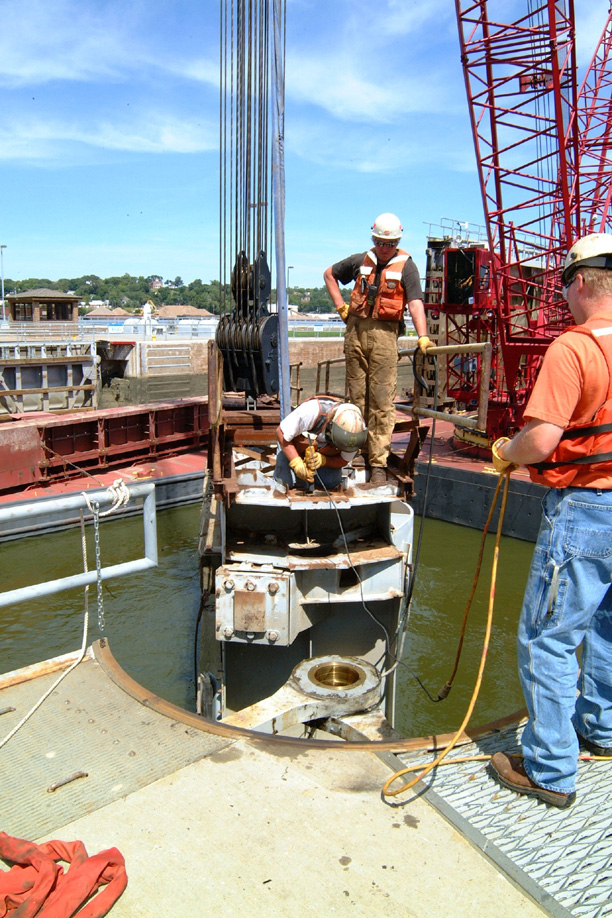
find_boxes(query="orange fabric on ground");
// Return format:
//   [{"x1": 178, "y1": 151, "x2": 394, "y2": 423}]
[{"x1": 0, "y1": 832, "x2": 127, "y2": 918}]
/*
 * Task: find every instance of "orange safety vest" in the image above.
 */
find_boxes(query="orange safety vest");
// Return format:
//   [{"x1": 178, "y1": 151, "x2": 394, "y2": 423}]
[
  {"x1": 528, "y1": 321, "x2": 612, "y2": 488},
  {"x1": 349, "y1": 249, "x2": 409, "y2": 322},
  {"x1": 295, "y1": 395, "x2": 344, "y2": 457}
]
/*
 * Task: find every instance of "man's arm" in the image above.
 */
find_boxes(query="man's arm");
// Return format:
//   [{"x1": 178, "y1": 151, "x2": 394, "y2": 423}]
[
  {"x1": 406, "y1": 298, "x2": 427, "y2": 338},
  {"x1": 276, "y1": 425, "x2": 300, "y2": 462},
  {"x1": 323, "y1": 265, "x2": 349, "y2": 319},
  {"x1": 497, "y1": 418, "x2": 565, "y2": 466}
]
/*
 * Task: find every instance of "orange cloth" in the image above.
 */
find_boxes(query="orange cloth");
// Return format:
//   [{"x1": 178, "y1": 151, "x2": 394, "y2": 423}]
[{"x1": 0, "y1": 832, "x2": 127, "y2": 918}]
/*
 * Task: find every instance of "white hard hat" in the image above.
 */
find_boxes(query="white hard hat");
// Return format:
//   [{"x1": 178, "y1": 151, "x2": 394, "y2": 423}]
[
  {"x1": 562, "y1": 233, "x2": 612, "y2": 284},
  {"x1": 371, "y1": 213, "x2": 403, "y2": 241},
  {"x1": 325, "y1": 403, "x2": 367, "y2": 450}
]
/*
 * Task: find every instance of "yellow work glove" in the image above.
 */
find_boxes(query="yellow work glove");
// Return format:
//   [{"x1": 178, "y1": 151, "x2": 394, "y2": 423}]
[
  {"x1": 417, "y1": 335, "x2": 433, "y2": 354},
  {"x1": 305, "y1": 445, "x2": 326, "y2": 471},
  {"x1": 336, "y1": 302, "x2": 349, "y2": 323},
  {"x1": 289, "y1": 456, "x2": 314, "y2": 483},
  {"x1": 491, "y1": 437, "x2": 517, "y2": 474}
]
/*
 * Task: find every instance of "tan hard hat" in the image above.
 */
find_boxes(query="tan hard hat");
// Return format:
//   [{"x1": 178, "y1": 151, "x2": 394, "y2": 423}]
[{"x1": 562, "y1": 233, "x2": 612, "y2": 284}]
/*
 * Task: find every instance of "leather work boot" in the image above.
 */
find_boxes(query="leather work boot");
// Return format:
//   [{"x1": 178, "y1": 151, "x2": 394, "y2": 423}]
[
  {"x1": 489, "y1": 752, "x2": 576, "y2": 809},
  {"x1": 369, "y1": 467, "x2": 387, "y2": 486},
  {"x1": 577, "y1": 732, "x2": 612, "y2": 757}
]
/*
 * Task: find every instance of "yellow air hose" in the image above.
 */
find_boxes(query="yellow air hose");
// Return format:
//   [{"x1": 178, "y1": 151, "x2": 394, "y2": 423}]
[{"x1": 382, "y1": 467, "x2": 511, "y2": 799}]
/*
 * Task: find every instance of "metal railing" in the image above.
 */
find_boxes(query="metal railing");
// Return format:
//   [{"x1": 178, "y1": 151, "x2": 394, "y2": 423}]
[
  {"x1": 0, "y1": 481, "x2": 158, "y2": 608},
  {"x1": 399, "y1": 341, "x2": 493, "y2": 432}
]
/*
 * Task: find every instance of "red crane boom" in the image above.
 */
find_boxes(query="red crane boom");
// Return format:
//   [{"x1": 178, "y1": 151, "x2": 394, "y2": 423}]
[{"x1": 427, "y1": 2, "x2": 612, "y2": 440}]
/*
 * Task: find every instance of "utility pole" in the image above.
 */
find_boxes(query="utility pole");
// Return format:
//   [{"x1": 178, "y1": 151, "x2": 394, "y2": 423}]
[{"x1": 0, "y1": 245, "x2": 6, "y2": 322}]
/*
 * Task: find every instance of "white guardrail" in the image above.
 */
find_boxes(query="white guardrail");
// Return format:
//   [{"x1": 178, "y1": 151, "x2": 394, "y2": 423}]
[{"x1": 0, "y1": 481, "x2": 158, "y2": 608}]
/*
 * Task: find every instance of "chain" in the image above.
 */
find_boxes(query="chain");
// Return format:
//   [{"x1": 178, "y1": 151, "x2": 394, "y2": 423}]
[
  {"x1": 80, "y1": 479, "x2": 131, "y2": 633},
  {"x1": 90, "y1": 500, "x2": 105, "y2": 632}
]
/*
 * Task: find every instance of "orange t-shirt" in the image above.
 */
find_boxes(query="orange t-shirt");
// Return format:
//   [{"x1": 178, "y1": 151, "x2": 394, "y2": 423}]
[{"x1": 524, "y1": 312, "x2": 612, "y2": 428}]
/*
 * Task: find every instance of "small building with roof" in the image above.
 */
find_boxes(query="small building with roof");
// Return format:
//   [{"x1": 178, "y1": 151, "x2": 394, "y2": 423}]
[
  {"x1": 155, "y1": 304, "x2": 213, "y2": 319},
  {"x1": 6, "y1": 289, "x2": 80, "y2": 323},
  {"x1": 83, "y1": 305, "x2": 132, "y2": 319}
]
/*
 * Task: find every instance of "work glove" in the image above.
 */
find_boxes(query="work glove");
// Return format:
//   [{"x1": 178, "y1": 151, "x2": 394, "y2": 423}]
[
  {"x1": 417, "y1": 335, "x2": 433, "y2": 354},
  {"x1": 336, "y1": 302, "x2": 349, "y2": 323},
  {"x1": 289, "y1": 456, "x2": 315, "y2": 483},
  {"x1": 491, "y1": 437, "x2": 517, "y2": 474},
  {"x1": 305, "y1": 445, "x2": 326, "y2": 471}
]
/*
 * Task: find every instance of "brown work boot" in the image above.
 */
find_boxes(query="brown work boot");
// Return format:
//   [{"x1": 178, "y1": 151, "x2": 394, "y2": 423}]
[
  {"x1": 489, "y1": 752, "x2": 575, "y2": 809},
  {"x1": 369, "y1": 467, "x2": 387, "y2": 485},
  {"x1": 576, "y1": 731, "x2": 612, "y2": 757}
]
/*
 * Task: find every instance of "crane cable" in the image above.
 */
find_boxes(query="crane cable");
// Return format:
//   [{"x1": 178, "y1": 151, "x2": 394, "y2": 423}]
[{"x1": 382, "y1": 466, "x2": 511, "y2": 799}]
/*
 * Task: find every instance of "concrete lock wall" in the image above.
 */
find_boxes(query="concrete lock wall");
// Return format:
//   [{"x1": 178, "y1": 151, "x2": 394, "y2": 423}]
[{"x1": 99, "y1": 336, "x2": 417, "y2": 408}]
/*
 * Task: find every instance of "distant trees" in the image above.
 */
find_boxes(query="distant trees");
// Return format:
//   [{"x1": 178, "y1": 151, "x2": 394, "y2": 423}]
[{"x1": 3, "y1": 274, "x2": 346, "y2": 315}]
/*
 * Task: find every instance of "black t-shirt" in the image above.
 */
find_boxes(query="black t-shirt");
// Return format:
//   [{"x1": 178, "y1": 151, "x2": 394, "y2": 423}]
[{"x1": 331, "y1": 251, "x2": 423, "y2": 302}]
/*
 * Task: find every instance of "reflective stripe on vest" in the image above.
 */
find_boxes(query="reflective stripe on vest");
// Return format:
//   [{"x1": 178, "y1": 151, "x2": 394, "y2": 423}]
[{"x1": 528, "y1": 322, "x2": 612, "y2": 487}]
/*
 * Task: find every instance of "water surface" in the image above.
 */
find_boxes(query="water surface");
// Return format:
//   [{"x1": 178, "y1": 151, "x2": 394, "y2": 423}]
[{"x1": 0, "y1": 503, "x2": 533, "y2": 738}]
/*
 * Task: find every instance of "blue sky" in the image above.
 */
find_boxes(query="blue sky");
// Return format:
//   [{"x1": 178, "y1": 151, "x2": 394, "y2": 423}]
[{"x1": 0, "y1": 0, "x2": 608, "y2": 289}]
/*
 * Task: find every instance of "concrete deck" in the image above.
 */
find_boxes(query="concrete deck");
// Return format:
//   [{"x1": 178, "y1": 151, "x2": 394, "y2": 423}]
[
  {"x1": 0, "y1": 648, "x2": 546, "y2": 917},
  {"x1": 46, "y1": 741, "x2": 547, "y2": 918}
]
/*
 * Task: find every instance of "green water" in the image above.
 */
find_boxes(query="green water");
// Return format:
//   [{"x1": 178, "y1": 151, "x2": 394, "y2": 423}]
[{"x1": 0, "y1": 503, "x2": 533, "y2": 738}]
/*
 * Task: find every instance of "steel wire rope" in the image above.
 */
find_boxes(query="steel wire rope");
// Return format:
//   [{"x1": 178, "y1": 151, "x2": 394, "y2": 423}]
[
  {"x1": 0, "y1": 512, "x2": 93, "y2": 750},
  {"x1": 376, "y1": 350, "x2": 442, "y2": 699},
  {"x1": 308, "y1": 474, "x2": 393, "y2": 660},
  {"x1": 0, "y1": 475, "x2": 131, "y2": 750}
]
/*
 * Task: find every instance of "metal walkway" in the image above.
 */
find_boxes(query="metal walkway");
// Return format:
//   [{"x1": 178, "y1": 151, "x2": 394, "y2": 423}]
[{"x1": 394, "y1": 723, "x2": 612, "y2": 918}]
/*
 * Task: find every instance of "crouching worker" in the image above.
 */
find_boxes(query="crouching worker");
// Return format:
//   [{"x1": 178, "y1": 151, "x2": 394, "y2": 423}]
[{"x1": 275, "y1": 398, "x2": 367, "y2": 490}]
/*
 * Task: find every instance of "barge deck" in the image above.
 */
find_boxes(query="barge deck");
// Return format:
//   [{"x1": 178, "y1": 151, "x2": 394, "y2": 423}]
[{"x1": 0, "y1": 644, "x2": 548, "y2": 917}]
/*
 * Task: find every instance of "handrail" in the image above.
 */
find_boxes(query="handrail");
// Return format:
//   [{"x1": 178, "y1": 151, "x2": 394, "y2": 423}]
[
  {"x1": 399, "y1": 341, "x2": 493, "y2": 433},
  {"x1": 0, "y1": 481, "x2": 158, "y2": 608}
]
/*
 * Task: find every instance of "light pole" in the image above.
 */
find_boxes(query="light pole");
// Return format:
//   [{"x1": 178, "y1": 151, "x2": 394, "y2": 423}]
[
  {"x1": 0, "y1": 245, "x2": 6, "y2": 322},
  {"x1": 286, "y1": 265, "x2": 294, "y2": 302}
]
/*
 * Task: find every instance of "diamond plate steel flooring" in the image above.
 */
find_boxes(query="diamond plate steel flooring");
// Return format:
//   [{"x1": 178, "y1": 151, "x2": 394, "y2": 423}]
[
  {"x1": 394, "y1": 723, "x2": 612, "y2": 918},
  {"x1": 0, "y1": 655, "x2": 232, "y2": 841}
]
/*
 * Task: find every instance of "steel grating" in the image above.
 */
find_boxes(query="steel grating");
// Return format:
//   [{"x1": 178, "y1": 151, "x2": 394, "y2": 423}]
[
  {"x1": 0, "y1": 656, "x2": 232, "y2": 841},
  {"x1": 395, "y1": 724, "x2": 612, "y2": 918}
]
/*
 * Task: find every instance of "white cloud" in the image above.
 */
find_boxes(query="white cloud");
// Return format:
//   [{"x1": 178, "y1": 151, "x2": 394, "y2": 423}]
[
  {"x1": 0, "y1": 113, "x2": 218, "y2": 162},
  {"x1": 0, "y1": 0, "x2": 137, "y2": 85},
  {"x1": 0, "y1": 0, "x2": 218, "y2": 87}
]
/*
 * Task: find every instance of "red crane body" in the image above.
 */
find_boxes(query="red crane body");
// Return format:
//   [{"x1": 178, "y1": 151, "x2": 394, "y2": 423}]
[{"x1": 429, "y1": 2, "x2": 612, "y2": 440}]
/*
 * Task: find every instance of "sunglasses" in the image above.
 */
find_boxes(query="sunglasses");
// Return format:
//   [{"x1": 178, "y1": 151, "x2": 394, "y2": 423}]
[
  {"x1": 373, "y1": 238, "x2": 397, "y2": 249},
  {"x1": 562, "y1": 273, "x2": 579, "y2": 300}
]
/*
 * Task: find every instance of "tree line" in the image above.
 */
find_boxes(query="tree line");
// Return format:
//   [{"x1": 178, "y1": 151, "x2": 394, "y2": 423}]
[{"x1": 3, "y1": 274, "x2": 346, "y2": 314}]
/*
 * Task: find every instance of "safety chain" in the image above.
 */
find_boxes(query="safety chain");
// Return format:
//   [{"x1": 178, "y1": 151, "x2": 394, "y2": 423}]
[
  {"x1": 82, "y1": 479, "x2": 132, "y2": 633},
  {"x1": 90, "y1": 500, "x2": 105, "y2": 632}
]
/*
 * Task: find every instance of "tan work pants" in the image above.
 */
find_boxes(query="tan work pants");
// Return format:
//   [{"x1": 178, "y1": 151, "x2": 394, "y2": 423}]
[{"x1": 344, "y1": 314, "x2": 398, "y2": 467}]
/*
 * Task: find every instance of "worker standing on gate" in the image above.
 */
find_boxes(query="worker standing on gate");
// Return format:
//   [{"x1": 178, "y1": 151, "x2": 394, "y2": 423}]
[
  {"x1": 275, "y1": 399, "x2": 367, "y2": 491},
  {"x1": 490, "y1": 233, "x2": 612, "y2": 808},
  {"x1": 324, "y1": 213, "x2": 432, "y2": 486}
]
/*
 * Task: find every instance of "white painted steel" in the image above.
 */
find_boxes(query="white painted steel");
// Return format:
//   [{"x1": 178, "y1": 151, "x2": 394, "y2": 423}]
[{"x1": 0, "y1": 482, "x2": 158, "y2": 607}]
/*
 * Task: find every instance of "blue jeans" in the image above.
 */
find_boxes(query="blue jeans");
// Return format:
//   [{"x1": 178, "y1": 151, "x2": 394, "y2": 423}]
[
  {"x1": 518, "y1": 487, "x2": 612, "y2": 793},
  {"x1": 274, "y1": 449, "x2": 343, "y2": 490}
]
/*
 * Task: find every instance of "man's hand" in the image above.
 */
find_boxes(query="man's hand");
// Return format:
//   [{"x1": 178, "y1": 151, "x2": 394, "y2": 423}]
[
  {"x1": 492, "y1": 437, "x2": 517, "y2": 474},
  {"x1": 289, "y1": 456, "x2": 315, "y2": 482},
  {"x1": 417, "y1": 335, "x2": 433, "y2": 354},
  {"x1": 305, "y1": 445, "x2": 326, "y2": 471},
  {"x1": 336, "y1": 302, "x2": 349, "y2": 323}
]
